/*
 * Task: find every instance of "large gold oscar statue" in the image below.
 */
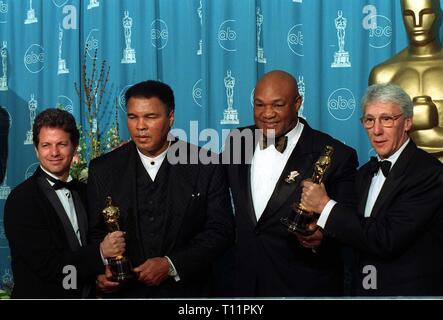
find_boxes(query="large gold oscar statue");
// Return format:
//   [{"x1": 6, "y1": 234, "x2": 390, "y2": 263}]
[{"x1": 369, "y1": 0, "x2": 443, "y2": 162}]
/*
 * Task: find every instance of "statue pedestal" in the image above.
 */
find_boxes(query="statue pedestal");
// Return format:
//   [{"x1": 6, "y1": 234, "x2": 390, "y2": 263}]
[
  {"x1": 331, "y1": 51, "x2": 351, "y2": 68},
  {"x1": 221, "y1": 108, "x2": 239, "y2": 125},
  {"x1": 121, "y1": 48, "x2": 136, "y2": 64}
]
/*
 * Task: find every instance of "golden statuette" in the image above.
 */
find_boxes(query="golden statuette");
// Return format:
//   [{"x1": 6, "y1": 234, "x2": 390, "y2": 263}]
[{"x1": 281, "y1": 145, "x2": 334, "y2": 236}]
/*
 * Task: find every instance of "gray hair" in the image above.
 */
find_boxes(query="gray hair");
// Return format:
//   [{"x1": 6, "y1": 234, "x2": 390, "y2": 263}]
[{"x1": 361, "y1": 83, "x2": 413, "y2": 117}]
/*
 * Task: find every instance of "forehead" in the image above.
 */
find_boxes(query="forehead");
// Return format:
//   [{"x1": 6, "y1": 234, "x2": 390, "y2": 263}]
[
  {"x1": 364, "y1": 100, "x2": 401, "y2": 115},
  {"x1": 127, "y1": 96, "x2": 167, "y2": 113},
  {"x1": 38, "y1": 127, "x2": 70, "y2": 142},
  {"x1": 402, "y1": 0, "x2": 438, "y2": 12},
  {"x1": 254, "y1": 78, "x2": 294, "y2": 99}
]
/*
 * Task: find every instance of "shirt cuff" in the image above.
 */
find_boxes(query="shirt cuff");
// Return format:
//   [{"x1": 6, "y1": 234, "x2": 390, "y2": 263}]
[
  {"x1": 165, "y1": 256, "x2": 180, "y2": 282},
  {"x1": 317, "y1": 199, "x2": 337, "y2": 229},
  {"x1": 99, "y1": 246, "x2": 108, "y2": 266}
]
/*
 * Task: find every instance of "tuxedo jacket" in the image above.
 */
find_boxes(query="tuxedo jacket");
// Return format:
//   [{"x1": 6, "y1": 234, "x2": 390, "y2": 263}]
[
  {"x1": 4, "y1": 167, "x2": 104, "y2": 299},
  {"x1": 87, "y1": 140, "x2": 235, "y2": 297},
  {"x1": 326, "y1": 140, "x2": 443, "y2": 296},
  {"x1": 225, "y1": 119, "x2": 359, "y2": 297}
]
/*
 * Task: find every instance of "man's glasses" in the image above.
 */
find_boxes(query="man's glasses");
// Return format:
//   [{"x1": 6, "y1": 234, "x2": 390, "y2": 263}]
[{"x1": 360, "y1": 113, "x2": 403, "y2": 129}]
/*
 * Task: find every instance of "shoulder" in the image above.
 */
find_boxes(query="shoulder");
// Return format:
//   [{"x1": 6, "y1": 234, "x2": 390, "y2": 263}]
[
  {"x1": 168, "y1": 139, "x2": 219, "y2": 168},
  {"x1": 6, "y1": 177, "x2": 36, "y2": 203},
  {"x1": 410, "y1": 145, "x2": 443, "y2": 173},
  {"x1": 4, "y1": 177, "x2": 39, "y2": 220},
  {"x1": 89, "y1": 142, "x2": 133, "y2": 170},
  {"x1": 306, "y1": 126, "x2": 356, "y2": 157}
]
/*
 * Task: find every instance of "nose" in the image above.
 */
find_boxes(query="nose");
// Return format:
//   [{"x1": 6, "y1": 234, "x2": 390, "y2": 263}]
[
  {"x1": 50, "y1": 145, "x2": 60, "y2": 156},
  {"x1": 136, "y1": 118, "x2": 147, "y2": 131},
  {"x1": 414, "y1": 12, "x2": 421, "y2": 27},
  {"x1": 372, "y1": 119, "x2": 384, "y2": 135},
  {"x1": 262, "y1": 105, "x2": 276, "y2": 119}
]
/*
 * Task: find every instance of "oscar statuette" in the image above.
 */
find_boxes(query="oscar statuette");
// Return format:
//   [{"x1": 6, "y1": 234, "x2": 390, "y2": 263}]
[
  {"x1": 102, "y1": 196, "x2": 133, "y2": 282},
  {"x1": 281, "y1": 145, "x2": 334, "y2": 235}
]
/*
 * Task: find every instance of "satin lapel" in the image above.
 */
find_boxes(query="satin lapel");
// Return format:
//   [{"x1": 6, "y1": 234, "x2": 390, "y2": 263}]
[
  {"x1": 370, "y1": 141, "x2": 416, "y2": 219},
  {"x1": 71, "y1": 190, "x2": 88, "y2": 246},
  {"x1": 35, "y1": 173, "x2": 80, "y2": 251},
  {"x1": 163, "y1": 141, "x2": 200, "y2": 252},
  {"x1": 258, "y1": 125, "x2": 316, "y2": 223},
  {"x1": 358, "y1": 165, "x2": 373, "y2": 216},
  {"x1": 240, "y1": 128, "x2": 258, "y2": 226},
  {"x1": 116, "y1": 143, "x2": 141, "y2": 250}
]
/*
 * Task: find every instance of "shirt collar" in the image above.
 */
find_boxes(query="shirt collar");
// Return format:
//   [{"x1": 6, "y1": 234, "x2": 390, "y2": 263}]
[
  {"x1": 377, "y1": 138, "x2": 410, "y2": 168},
  {"x1": 40, "y1": 165, "x2": 72, "y2": 185}
]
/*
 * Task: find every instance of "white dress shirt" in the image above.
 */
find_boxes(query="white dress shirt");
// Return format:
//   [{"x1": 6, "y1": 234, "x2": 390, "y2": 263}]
[
  {"x1": 251, "y1": 121, "x2": 304, "y2": 221},
  {"x1": 41, "y1": 166, "x2": 82, "y2": 245},
  {"x1": 317, "y1": 139, "x2": 410, "y2": 228},
  {"x1": 137, "y1": 146, "x2": 168, "y2": 181}
]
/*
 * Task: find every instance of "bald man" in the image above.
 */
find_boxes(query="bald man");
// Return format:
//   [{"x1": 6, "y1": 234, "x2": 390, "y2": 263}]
[{"x1": 223, "y1": 70, "x2": 358, "y2": 297}]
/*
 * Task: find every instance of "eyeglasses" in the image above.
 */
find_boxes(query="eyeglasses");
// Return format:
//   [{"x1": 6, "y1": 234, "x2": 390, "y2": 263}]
[{"x1": 360, "y1": 113, "x2": 403, "y2": 129}]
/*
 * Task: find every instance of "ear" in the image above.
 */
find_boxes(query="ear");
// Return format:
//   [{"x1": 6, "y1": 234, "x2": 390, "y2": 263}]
[
  {"x1": 34, "y1": 146, "x2": 40, "y2": 160},
  {"x1": 404, "y1": 116, "x2": 413, "y2": 132},
  {"x1": 168, "y1": 111, "x2": 175, "y2": 128},
  {"x1": 293, "y1": 95, "x2": 302, "y2": 113}
]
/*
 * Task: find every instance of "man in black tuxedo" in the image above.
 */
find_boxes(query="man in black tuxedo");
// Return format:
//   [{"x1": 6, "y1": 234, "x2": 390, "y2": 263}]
[
  {"x1": 223, "y1": 70, "x2": 358, "y2": 296},
  {"x1": 4, "y1": 108, "x2": 125, "y2": 299},
  {"x1": 301, "y1": 83, "x2": 443, "y2": 296},
  {"x1": 88, "y1": 80, "x2": 235, "y2": 298}
]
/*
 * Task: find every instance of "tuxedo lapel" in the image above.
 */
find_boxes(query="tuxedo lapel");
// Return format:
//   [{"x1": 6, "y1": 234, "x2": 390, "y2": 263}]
[
  {"x1": 370, "y1": 141, "x2": 416, "y2": 219},
  {"x1": 163, "y1": 141, "x2": 200, "y2": 252},
  {"x1": 117, "y1": 143, "x2": 143, "y2": 259},
  {"x1": 34, "y1": 171, "x2": 80, "y2": 251},
  {"x1": 358, "y1": 166, "x2": 373, "y2": 216},
  {"x1": 258, "y1": 124, "x2": 317, "y2": 223},
  {"x1": 240, "y1": 129, "x2": 258, "y2": 225},
  {"x1": 71, "y1": 190, "x2": 88, "y2": 246}
]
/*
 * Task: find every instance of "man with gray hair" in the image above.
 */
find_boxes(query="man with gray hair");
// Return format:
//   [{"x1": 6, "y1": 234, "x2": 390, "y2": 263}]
[{"x1": 299, "y1": 83, "x2": 443, "y2": 296}]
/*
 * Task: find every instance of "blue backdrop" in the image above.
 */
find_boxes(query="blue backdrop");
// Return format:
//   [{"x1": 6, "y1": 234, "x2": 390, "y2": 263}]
[{"x1": 1, "y1": 0, "x2": 442, "y2": 292}]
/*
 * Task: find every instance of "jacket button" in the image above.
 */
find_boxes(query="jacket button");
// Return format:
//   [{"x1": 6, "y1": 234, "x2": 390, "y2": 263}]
[{"x1": 254, "y1": 229, "x2": 260, "y2": 235}]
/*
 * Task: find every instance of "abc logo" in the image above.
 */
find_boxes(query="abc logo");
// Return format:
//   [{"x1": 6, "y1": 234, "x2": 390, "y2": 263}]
[
  {"x1": 365, "y1": 15, "x2": 392, "y2": 49},
  {"x1": 192, "y1": 79, "x2": 203, "y2": 107},
  {"x1": 52, "y1": 0, "x2": 68, "y2": 8},
  {"x1": 25, "y1": 162, "x2": 40, "y2": 179},
  {"x1": 250, "y1": 88, "x2": 255, "y2": 107},
  {"x1": 85, "y1": 29, "x2": 100, "y2": 59},
  {"x1": 56, "y1": 95, "x2": 74, "y2": 114},
  {"x1": 218, "y1": 20, "x2": 237, "y2": 52},
  {"x1": 327, "y1": 88, "x2": 356, "y2": 121},
  {"x1": 118, "y1": 84, "x2": 133, "y2": 112},
  {"x1": 287, "y1": 24, "x2": 303, "y2": 56},
  {"x1": 24, "y1": 44, "x2": 45, "y2": 73},
  {"x1": 0, "y1": 0, "x2": 7, "y2": 14},
  {"x1": 151, "y1": 19, "x2": 168, "y2": 49},
  {"x1": 368, "y1": 147, "x2": 377, "y2": 160}
]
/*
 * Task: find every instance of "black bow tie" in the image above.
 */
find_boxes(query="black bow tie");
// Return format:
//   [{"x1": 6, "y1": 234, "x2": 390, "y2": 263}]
[
  {"x1": 369, "y1": 157, "x2": 392, "y2": 177},
  {"x1": 261, "y1": 135, "x2": 288, "y2": 153},
  {"x1": 41, "y1": 170, "x2": 78, "y2": 191}
]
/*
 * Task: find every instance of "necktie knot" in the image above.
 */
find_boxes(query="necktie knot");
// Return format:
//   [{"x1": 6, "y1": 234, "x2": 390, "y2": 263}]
[
  {"x1": 52, "y1": 180, "x2": 78, "y2": 191},
  {"x1": 41, "y1": 170, "x2": 78, "y2": 191},
  {"x1": 261, "y1": 135, "x2": 288, "y2": 153},
  {"x1": 369, "y1": 157, "x2": 392, "y2": 177}
]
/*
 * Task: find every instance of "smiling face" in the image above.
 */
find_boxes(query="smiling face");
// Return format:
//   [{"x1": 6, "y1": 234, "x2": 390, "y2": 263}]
[
  {"x1": 126, "y1": 96, "x2": 174, "y2": 157},
  {"x1": 364, "y1": 101, "x2": 412, "y2": 159},
  {"x1": 402, "y1": 0, "x2": 441, "y2": 45},
  {"x1": 253, "y1": 71, "x2": 302, "y2": 138},
  {"x1": 35, "y1": 126, "x2": 77, "y2": 180}
]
